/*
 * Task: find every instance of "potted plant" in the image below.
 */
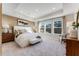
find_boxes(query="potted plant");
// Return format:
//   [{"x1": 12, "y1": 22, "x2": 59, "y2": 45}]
[{"x1": 72, "y1": 22, "x2": 79, "y2": 29}]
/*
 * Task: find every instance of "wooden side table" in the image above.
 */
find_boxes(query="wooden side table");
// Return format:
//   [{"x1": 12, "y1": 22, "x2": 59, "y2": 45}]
[{"x1": 2, "y1": 33, "x2": 14, "y2": 43}]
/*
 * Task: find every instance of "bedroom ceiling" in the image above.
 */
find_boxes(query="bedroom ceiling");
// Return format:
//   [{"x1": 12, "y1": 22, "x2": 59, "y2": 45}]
[
  {"x1": 2, "y1": 3, "x2": 79, "y2": 22},
  {"x1": 2, "y1": 3, "x2": 63, "y2": 21},
  {"x1": 63, "y1": 3, "x2": 79, "y2": 15}
]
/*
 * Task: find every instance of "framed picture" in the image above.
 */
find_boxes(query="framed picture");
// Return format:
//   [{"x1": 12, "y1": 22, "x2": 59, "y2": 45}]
[{"x1": 17, "y1": 19, "x2": 28, "y2": 26}]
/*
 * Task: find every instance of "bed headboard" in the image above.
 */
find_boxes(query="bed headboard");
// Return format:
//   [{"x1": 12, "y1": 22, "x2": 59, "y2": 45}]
[{"x1": 14, "y1": 26, "x2": 33, "y2": 38}]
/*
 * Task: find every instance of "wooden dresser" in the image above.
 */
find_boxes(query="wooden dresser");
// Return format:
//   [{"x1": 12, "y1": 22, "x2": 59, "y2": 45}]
[
  {"x1": 66, "y1": 38, "x2": 79, "y2": 56},
  {"x1": 2, "y1": 33, "x2": 14, "y2": 43}
]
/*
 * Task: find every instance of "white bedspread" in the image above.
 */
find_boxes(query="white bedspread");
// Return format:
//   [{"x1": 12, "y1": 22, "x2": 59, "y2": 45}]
[{"x1": 2, "y1": 33, "x2": 66, "y2": 56}]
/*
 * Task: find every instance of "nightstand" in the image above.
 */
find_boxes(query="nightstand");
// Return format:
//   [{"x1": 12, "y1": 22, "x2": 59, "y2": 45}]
[{"x1": 2, "y1": 33, "x2": 14, "y2": 43}]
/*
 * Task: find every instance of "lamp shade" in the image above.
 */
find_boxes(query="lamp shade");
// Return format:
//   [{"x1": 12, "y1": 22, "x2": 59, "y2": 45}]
[
  {"x1": 2, "y1": 25, "x2": 9, "y2": 28},
  {"x1": 2, "y1": 25, "x2": 9, "y2": 33}
]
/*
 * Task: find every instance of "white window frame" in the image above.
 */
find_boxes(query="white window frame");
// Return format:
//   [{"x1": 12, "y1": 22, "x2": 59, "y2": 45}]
[
  {"x1": 39, "y1": 17, "x2": 63, "y2": 34},
  {"x1": 53, "y1": 18, "x2": 63, "y2": 34}
]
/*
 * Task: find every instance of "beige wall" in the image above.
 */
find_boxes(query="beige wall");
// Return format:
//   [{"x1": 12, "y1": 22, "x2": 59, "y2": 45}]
[
  {"x1": 2, "y1": 15, "x2": 17, "y2": 28},
  {"x1": 0, "y1": 4, "x2": 2, "y2": 27},
  {"x1": 34, "y1": 21, "x2": 39, "y2": 32},
  {"x1": 62, "y1": 16, "x2": 67, "y2": 34},
  {"x1": 0, "y1": 4, "x2": 2, "y2": 44},
  {"x1": 2, "y1": 15, "x2": 35, "y2": 32},
  {"x1": 65, "y1": 14, "x2": 76, "y2": 33},
  {"x1": 0, "y1": 3, "x2": 2, "y2": 55}
]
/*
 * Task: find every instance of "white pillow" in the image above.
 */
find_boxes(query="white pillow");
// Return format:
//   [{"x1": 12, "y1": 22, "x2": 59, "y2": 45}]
[{"x1": 29, "y1": 38, "x2": 42, "y2": 44}]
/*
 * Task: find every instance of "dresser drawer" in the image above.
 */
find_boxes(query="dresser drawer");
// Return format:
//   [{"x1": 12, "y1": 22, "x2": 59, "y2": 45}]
[
  {"x1": 66, "y1": 40, "x2": 79, "y2": 47},
  {"x1": 66, "y1": 39, "x2": 79, "y2": 56},
  {"x1": 2, "y1": 33, "x2": 14, "y2": 43}
]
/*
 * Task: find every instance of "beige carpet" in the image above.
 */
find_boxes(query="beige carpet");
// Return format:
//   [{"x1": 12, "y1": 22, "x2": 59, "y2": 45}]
[
  {"x1": 2, "y1": 40, "x2": 66, "y2": 56},
  {"x1": 2, "y1": 33, "x2": 66, "y2": 56}
]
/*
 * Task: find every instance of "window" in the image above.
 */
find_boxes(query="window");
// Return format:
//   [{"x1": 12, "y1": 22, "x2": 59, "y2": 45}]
[
  {"x1": 46, "y1": 24, "x2": 51, "y2": 33},
  {"x1": 39, "y1": 20, "x2": 52, "y2": 33},
  {"x1": 39, "y1": 18, "x2": 63, "y2": 34},
  {"x1": 40, "y1": 25, "x2": 44, "y2": 33},
  {"x1": 54, "y1": 20, "x2": 62, "y2": 34}
]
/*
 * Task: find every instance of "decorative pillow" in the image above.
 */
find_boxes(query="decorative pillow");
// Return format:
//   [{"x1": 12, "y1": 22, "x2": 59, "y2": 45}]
[
  {"x1": 15, "y1": 38, "x2": 29, "y2": 48},
  {"x1": 14, "y1": 29, "x2": 27, "y2": 38},
  {"x1": 15, "y1": 33, "x2": 31, "y2": 48}
]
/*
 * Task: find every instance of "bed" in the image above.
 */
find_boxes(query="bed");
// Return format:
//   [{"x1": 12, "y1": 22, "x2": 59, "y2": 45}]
[{"x1": 2, "y1": 26, "x2": 66, "y2": 56}]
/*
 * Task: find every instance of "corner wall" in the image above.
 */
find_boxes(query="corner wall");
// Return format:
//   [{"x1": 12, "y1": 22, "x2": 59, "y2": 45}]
[{"x1": 0, "y1": 3, "x2": 2, "y2": 55}]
